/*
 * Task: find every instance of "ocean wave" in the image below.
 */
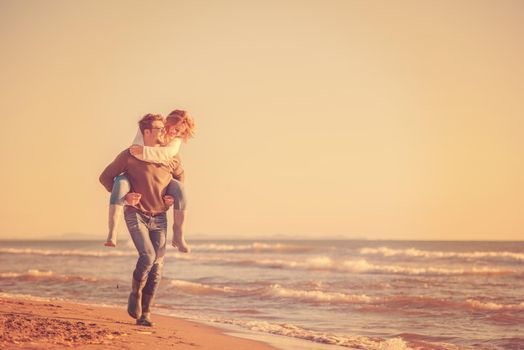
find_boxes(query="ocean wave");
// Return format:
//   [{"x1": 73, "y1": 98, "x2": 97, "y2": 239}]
[
  {"x1": 0, "y1": 292, "x2": 57, "y2": 302},
  {"x1": 0, "y1": 269, "x2": 54, "y2": 278},
  {"x1": 166, "y1": 279, "x2": 524, "y2": 315},
  {"x1": 341, "y1": 259, "x2": 512, "y2": 276},
  {"x1": 0, "y1": 269, "x2": 102, "y2": 283},
  {"x1": 167, "y1": 280, "x2": 237, "y2": 295},
  {"x1": 214, "y1": 317, "x2": 413, "y2": 349},
  {"x1": 0, "y1": 243, "x2": 309, "y2": 257},
  {"x1": 223, "y1": 318, "x2": 483, "y2": 350},
  {"x1": 1, "y1": 247, "x2": 516, "y2": 276},
  {"x1": 0, "y1": 247, "x2": 137, "y2": 257},
  {"x1": 265, "y1": 284, "x2": 373, "y2": 304},
  {"x1": 169, "y1": 311, "x2": 477, "y2": 350},
  {"x1": 381, "y1": 295, "x2": 524, "y2": 315},
  {"x1": 464, "y1": 299, "x2": 524, "y2": 311},
  {"x1": 207, "y1": 255, "x2": 513, "y2": 276},
  {"x1": 166, "y1": 279, "x2": 373, "y2": 305},
  {"x1": 360, "y1": 247, "x2": 524, "y2": 262},
  {"x1": 190, "y1": 242, "x2": 312, "y2": 253},
  {"x1": 160, "y1": 307, "x2": 418, "y2": 349}
]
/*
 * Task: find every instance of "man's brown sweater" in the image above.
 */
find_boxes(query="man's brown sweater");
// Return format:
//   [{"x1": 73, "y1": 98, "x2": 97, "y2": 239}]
[{"x1": 99, "y1": 149, "x2": 184, "y2": 215}]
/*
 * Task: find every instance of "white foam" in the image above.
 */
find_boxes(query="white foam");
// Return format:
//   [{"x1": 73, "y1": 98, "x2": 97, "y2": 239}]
[
  {"x1": 380, "y1": 295, "x2": 524, "y2": 314},
  {"x1": 0, "y1": 292, "x2": 57, "y2": 302},
  {"x1": 167, "y1": 279, "x2": 373, "y2": 306},
  {"x1": 464, "y1": 299, "x2": 524, "y2": 311},
  {"x1": 1, "y1": 247, "x2": 515, "y2": 276},
  {"x1": 0, "y1": 269, "x2": 53, "y2": 278},
  {"x1": 155, "y1": 307, "x2": 421, "y2": 350},
  {"x1": 168, "y1": 280, "x2": 236, "y2": 295},
  {"x1": 172, "y1": 254, "x2": 515, "y2": 276},
  {"x1": 266, "y1": 284, "x2": 373, "y2": 304},
  {"x1": 341, "y1": 259, "x2": 511, "y2": 276},
  {"x1": 191, "y1": 242, "x2": 311, "y2": 253},
  {"x1": 360, "y1": 247, "x2": 524, "y2": 262},
  {"x1": 212, "y1": 255, "x2": 512, "y2": 276},
  {"x1": 0, "y1": 269, "x2": 102, "y2": 283},
  {"x1": 0, "y1": 247, "x2": 136, "y2": 257},
  {"x1": 212, "y1": 318, "x2": 413, "y2": 350},
  {"x1": 168, "y1": 279, "x2": 524, "y2": 312},
  {"x1": 377, "y1": 338, "x2": 413, "y2": 350}
]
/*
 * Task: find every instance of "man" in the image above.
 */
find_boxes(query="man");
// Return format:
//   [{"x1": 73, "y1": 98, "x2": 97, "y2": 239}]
[{"x1": 99, "y1": 114, "x2": 184, "y2": 326}]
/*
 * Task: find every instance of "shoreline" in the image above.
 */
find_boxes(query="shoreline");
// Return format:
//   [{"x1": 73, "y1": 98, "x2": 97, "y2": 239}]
[{"x1": 0, "y1": 294, "x2": 278, "y2": 350}]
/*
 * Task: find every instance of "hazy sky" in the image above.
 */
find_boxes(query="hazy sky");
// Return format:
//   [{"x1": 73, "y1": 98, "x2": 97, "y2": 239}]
[{"x1": 1, "y1": 0, "x2": 522, "y2": 240}]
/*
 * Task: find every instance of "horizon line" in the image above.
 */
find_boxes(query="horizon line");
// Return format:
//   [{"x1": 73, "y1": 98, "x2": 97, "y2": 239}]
[{"x1": 0, "y1": 238, "x2": 523, "y2": 242}]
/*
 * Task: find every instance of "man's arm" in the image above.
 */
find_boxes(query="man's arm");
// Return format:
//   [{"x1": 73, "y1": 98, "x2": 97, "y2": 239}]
[{"x1": 99, "y1": 150, "x2": 129, "y2": 192}]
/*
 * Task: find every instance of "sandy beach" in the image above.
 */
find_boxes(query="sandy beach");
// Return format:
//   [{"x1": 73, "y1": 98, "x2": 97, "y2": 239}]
[{"x1": 0, "y1": 295, "x2": 277, "y2": 350}]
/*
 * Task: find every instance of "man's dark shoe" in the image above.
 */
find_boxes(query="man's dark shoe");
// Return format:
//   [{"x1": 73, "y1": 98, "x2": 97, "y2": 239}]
[
  {"x1": 128, "y1": 278, "x2": 146, "y2": 319},
  {"x1": 137, "y1": 292, "x2": 155, "y2": 326},
  {"x1": 136, "y1": 315, "x2": 154, "y2": 327}
]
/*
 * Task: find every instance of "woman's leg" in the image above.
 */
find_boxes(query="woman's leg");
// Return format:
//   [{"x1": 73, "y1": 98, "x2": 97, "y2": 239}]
[
  {"x1": 165, "y1": 179, "x2": 190, "y2": 253},
  {"x1": 106, "y1": 174, "x2": 131, "y2": 247}
]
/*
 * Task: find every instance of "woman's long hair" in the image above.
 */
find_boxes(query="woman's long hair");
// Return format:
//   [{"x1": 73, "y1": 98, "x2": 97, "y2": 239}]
[{"x1": 165, "y1": 110, "x2": 196, "y2": 143}]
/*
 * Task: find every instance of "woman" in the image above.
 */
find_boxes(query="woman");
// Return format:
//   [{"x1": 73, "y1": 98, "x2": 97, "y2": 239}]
[{"x1": 105, "y1": 110, "x2": 195, "y2": 253}]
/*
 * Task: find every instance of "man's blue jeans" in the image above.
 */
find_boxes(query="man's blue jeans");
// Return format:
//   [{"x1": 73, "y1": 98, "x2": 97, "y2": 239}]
[{"x1": 124, "y1": 209, "x2": 167, "y2": 296}]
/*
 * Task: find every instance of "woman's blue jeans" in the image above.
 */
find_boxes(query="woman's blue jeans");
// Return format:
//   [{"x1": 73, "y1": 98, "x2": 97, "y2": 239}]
[{"x1": 110, "y1": 174, "x2": 187, "y2": 210}]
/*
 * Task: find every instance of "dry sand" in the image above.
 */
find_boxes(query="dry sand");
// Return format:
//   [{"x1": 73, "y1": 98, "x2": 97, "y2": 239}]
[{"x1": 0, "y1": 295, "x2": 277, "y2": 350}]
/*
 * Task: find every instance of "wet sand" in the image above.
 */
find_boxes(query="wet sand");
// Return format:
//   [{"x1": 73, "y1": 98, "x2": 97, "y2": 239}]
[{"x1": 0, "y1": 295, "x2": 277, "y2": 350}]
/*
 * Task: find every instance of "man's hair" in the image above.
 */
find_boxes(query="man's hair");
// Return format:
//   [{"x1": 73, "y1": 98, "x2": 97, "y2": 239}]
[
  {"x1": 165, "y1": 110, "x2": 196, "y2": 142},
  {"x1": 138, "y1": 114, "x2": 164, "y2": 134}
]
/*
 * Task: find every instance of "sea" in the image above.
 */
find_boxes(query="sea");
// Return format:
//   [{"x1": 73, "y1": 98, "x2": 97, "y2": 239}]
[{"x1": 0, "y1": 240, "x2": 523, "y2": 350}]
